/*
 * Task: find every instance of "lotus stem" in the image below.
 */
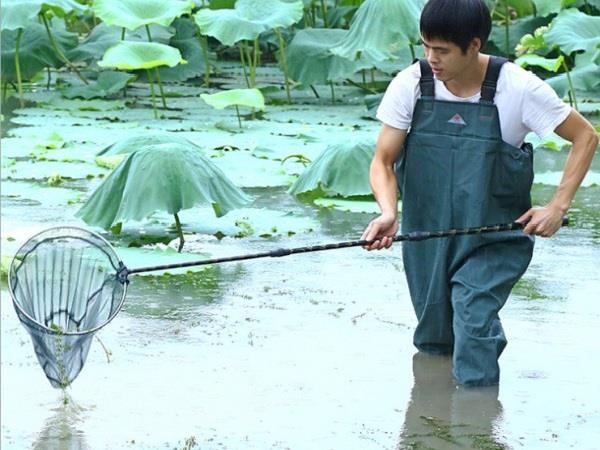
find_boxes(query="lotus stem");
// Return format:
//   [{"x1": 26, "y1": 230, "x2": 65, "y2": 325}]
[
  {"x1": 46, "y1": 67, "x2": 51, "y2": 90},
  {"x1": 243, "y1": 41, "x2": 255, "y2": 87},
  {"x1": 253, "y1": 38, "x2": 261, "y2": 73},
  {"x1": 146, "y1": 69, "x2": 158, "y2": 118},
  {"x1": 310, "y1": 85, "x2": 320, "y2": 99},
  {"x1": 145, "y1": 25, "x2": 153, "y2": 42},
  {"x1": 197, "y1": 33, "x2": 211, "y2": 87},
  {"x1": 370, "y1": 69, "x2": 375, "y2": 87},
  {"x1": 275, "y1": 28, "x2": 292, "y2": 104},
  {"x1": 2, "y1": 82, "x2": 8, "y2": 103},
  {"x1": 235, "y1": 105, "x2": 242, "y2": 128},
  {"x1": 320, "y1": 0, "x2": 329, "y2": 27},
  {"x1": 345, "y1": 78, "x2": 377, "y2": 94},
  {"x1": 94, "y1": 335, "x2": 112, "y2": 363},
  {"x1": 41, "y1": 14, "x2": 88, "y2": 84},
  {"x1": 239, "y1": 45, "x2": 250, "y2": 88},
  {"x1": 121, "y1": 27, "x2": 125, "y2": 40},
  {"x1": 154, "y1": 67, "x2": 167, "y2": 109},
  {"x1": 329, "y1": 81, "x2": 335, "y2": 104},
  {"x1": 174, "y1": 213, "x2": 184, "y2": 252},
  {"x1": 504, "y1": 1, "x2": 510, "y2": 57},
  {"x1": 361, "y1": 69, "x2": 366, "y2": 85},
  {"x1": 562, "y1": 58, "x2": 578, "y2": 111},
  {"x1": 14, "y1": 28, "x2": 24, "y2": 107}
]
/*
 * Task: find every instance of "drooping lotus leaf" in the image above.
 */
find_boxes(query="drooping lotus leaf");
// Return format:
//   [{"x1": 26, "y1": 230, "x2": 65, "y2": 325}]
[
  {"x1": 98, "y1": 41, "x2": 186, "y2": 70},
  {"x1": 76, "y1": 143, "x2": 252, "y2": 229},
  {"x1": 96, "y1": 132, "x2": 199, "y2": 156},
  {"x1": 0, "y1": 0, "x2": 86, "y2": 31},
  {"x1": 62, "y1": 71, "x2": 136, "y2": 100},
  {"x1": 194, "y1": 0, "x2": 303, "y2": 46},
  {"x1": 92, "y1": 0, "x2": 195, "y2": 31},
  {"x1": 514, "y1": 54, "x2": 565, "y2": 72},
  {"x1": 330, "y1": 0, "x2": 426, "y2": 62},
  {"x1": 1, "y1": 23, "x2": 78, "y2": 82},
  {"x1": 289, "y1": 142, "x2": 375, "y2": 198},
  {"x1": 286, "y1": 28, "x2": 372, "y2": 85},
  {"x1": 68, "y1": 23, "x2": 174, "y2": 63},
  {"x1": 201, "y1": 88, "x2": 265, "y2": 110},
  {"x1": 544, "y1": 8, "x2": 600, "y2": 55}
]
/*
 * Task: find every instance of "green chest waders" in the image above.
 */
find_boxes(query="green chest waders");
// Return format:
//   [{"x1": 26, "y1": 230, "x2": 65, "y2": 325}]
[{"x1": 396, "y1": 57, "x2": 535, "y2": 386}]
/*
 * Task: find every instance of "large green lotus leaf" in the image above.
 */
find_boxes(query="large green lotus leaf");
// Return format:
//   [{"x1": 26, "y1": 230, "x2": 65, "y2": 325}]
[
  {"x1": 330, "y1": 0, "x2": 426, "y2": 62},
  {"x1": 68, "y1": 23, "x2": 174, "y2": 63},
  {"x1": 546, "y1": 49, "x2": 600, "y2": 97},
  {"x1": 286, "y1": 28, "x2": 371, "y2": 85},
  {"x1": 194, "y1": 0, "x2": 303, "y2": 46},
  {"x1": 201, "y1": 88, "x2": 265, "y2": 110},
  {"x1": 96, "y1": 132, "x2": 199, "y2": 156},
  {"x1": 62, "y1": 71, "x2": 136, "y2": 100},
  {"x1": 158, "y1": 17, "x2": 212, "y2": 82},
  {"x1": 544, "y1": 8, "x2": 600, "y2": 54},
  {"x1": 92, "y1": 0, "x2": 194, "y2": 30},
  {"x1": 289, "y1": 142, "x2": 374, "y2": 198},
  {"x1": 0, "y1": 0, "x2": 85, "y2": 30},
  {"x1": 1, "y1": 23, "x2": 78, "y2": 82},
  {"x1": 76, "y1": 143, "x2": 252, "y2": 229},
  {"x1": 98, "y1": 41, "x2": 186, "y2": 70}
]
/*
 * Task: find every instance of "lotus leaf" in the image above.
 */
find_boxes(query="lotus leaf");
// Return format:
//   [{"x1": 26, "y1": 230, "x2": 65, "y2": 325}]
[
  {"x1": 488, "y1": 15, "x2": 550, "y2": 57},
  {"x1": 98, "y1": 41, "x2": 186, "y2": 70},
  {"x1": 0, "y1": 0, "x2": 86, "y2": 31},
  {"x1": 544, "y1": 8, "x2": 600, "y2": 55},
  {"x1": 92, "y1": 0, "x2": 195, "y2": 31},
  {"x1": 68, "y1": 23, "x2": 174, "y2": 63},
  {"x1": 515, "y1": 54, "x2": 564, "y2": 72},
  {"x1": 546, "y1": 49, "x2": 600, "y2": 97},
  {"x1": 330, "y1": 0, "x2": 426, "y2": 62},
  {"x1": 76, "y1": 143, "x2": 251, "y2": 230},
  {"x1": 96, "y1": 132, "x2": 199, "y2": 156},
  {"x1": 289, "y1": 142, "x2": 374, "y2": 198},
  {"x1": 201, "y1": 88, "x2": 265, "y2": 110},
  {"x1": 62, "y1": 71, "x2": 136, "y2": 100},
  {"x1": 1, "y1": 23, "x2": 77, "y2": 82},
  {"x1": 286, "y1": 29, "x2": 371, "y2": 86},
  {"x1": 194, "y1": 0, "x2": 303, "y2": 46}
]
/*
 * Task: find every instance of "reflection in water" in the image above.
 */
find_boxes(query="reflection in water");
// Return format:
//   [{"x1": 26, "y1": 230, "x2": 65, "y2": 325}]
[
  {"x1": 397, "y1": 352, "x2": 506, "y2": 450},
  {"x1": 33, "y1": 394, "x2": 90, "y2": 450}
]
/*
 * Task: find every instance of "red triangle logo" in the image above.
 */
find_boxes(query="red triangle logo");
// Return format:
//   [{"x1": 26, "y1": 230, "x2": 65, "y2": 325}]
[{"x1": 448, "y1": 113, "x2": 467, "y2": 125}]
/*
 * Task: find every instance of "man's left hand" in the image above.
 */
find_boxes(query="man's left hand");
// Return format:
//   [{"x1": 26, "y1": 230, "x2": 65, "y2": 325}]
[{"x1": 516, "y1": 205, "x2": 566, "y2": 237}]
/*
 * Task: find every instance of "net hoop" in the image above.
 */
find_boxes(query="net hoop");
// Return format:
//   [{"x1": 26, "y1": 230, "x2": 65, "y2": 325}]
[{"x1": 8, "y1": 226, "x2": 128, "y2": 336}]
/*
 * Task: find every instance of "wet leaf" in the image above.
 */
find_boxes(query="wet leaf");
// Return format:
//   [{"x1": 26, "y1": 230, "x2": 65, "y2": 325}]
[
  {"x1": 98, "y1": 41, "x2": 186, "y2": 70},
  {"x1": 201, "y1": 88, "x2": 265, "y2": 110}
]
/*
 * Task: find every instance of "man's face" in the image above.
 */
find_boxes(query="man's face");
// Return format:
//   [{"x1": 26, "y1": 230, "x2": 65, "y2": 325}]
[{"x1": 421, "y1": 37, "x2": 479, "y2": 82}]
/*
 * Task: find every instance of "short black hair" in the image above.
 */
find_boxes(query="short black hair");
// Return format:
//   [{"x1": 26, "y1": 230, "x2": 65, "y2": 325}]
[{"x1": 420, "y1": 0, "x2": 492, "y2": 53}]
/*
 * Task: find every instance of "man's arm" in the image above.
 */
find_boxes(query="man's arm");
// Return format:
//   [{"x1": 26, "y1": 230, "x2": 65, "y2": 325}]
[
  {"x1": 361, "y1": 124, "x2": 408, "y2": 250},
  {"x1": 518, "y1": 109, "x2": 599, "y2": 236}
]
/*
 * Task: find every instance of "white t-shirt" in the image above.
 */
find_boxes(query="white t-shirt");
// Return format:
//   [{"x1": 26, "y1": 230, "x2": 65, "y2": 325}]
[{"x1": 376, "y1": 60, "x2": 572, "y2": 148}]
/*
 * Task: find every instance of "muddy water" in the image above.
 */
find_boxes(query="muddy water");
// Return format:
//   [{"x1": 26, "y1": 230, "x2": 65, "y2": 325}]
[{"x1": 1, "y1": 74, "x2": 599, "y2": 449}]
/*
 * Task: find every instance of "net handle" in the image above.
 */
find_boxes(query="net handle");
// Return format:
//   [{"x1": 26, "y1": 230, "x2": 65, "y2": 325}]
[{"x1": 122, "y1": 218, "x2": 569, "y2": 279}]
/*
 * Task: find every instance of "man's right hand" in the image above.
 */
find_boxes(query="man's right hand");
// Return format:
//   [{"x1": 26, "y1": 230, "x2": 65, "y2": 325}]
[{"x1": 361, "y1": 213, "x2": 399, "y2": 251}]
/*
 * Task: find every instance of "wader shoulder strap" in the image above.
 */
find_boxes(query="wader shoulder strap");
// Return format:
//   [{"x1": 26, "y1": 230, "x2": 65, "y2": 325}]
[
  {"x1": 480, "y1": 56, "x2": 508, "y2": 103},
  {"x1": 418, "y1": 59, "x2": 435, "y2": 98}
]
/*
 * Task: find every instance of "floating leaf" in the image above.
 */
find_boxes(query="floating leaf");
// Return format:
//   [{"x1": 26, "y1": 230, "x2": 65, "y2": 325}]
[
  {"x1": 92, "y1": 0, "x2": 194, "y2": 31},
  {"x1": 194, "y1": 0, "x2": 303, "y2": 46},
  {"x1": 98, "y1": 41, "x2": 186, "y2": 70},
  {"x1": 289, "y1": 142, "x2": 374, "y2": 198},
  {"x1": 76, "y1": 142, "x2": 252, "y2": 230}
]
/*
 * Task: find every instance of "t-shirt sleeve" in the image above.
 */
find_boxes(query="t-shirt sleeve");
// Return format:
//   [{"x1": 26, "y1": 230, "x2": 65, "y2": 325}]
[
  {"x1": 376, "y1": 64, "x2": 419, "y2": 130},
  {"x1": 521, "y1": 73, "x2": 572, "y2": 139}
]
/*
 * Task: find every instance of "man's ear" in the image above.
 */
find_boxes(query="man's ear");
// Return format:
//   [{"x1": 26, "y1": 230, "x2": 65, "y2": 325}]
[{"x1": 471, "y1": 38, "x2": 482, "y2": 53}]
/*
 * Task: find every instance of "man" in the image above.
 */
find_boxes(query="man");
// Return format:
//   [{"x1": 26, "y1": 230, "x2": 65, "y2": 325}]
[{"x1": 361, "y1": 0, "x2": 598, "y2": 386}]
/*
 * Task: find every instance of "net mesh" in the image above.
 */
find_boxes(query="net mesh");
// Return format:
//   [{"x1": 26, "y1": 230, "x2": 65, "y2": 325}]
[{"x1": 8, "y1": 227, "x2": 127, "y2": 388}]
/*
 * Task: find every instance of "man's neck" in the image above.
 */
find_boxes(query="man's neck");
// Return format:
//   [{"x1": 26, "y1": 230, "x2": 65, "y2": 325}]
[{"x1": 444, "y1": 54, "x2": 489, "y2": 98}]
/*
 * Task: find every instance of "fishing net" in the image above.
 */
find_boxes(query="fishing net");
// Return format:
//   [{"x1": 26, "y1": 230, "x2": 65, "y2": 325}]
[{"x1": 8, "y1": 227, "x2": 127, "y2": 388}]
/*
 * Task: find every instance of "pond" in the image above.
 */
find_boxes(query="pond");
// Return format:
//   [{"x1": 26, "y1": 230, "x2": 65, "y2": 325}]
[{"x1": 1, "y1": 65, "x2": 599, "y2": 450}]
